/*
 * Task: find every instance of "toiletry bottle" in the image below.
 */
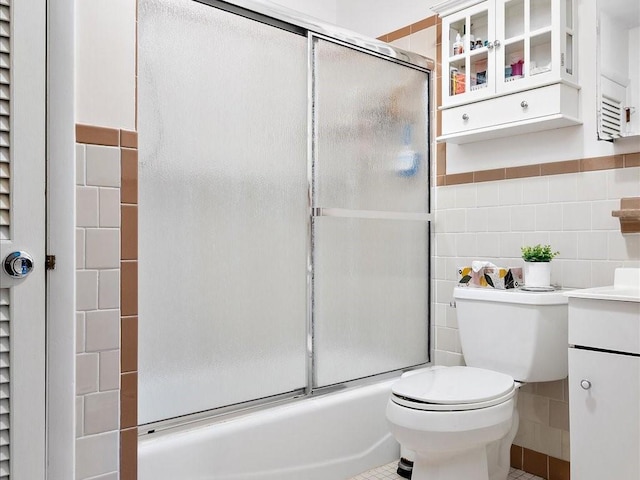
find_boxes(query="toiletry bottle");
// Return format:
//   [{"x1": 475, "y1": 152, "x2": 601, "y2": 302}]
[
  {"x1": 453, "y1": 33, "x2": 463, "y2": 55},
  {"x1": 463, "y1": 25, "x2": 474, "y2": 50},
  {"x1": 396, "y1": 124, "x2": 420, "y2": 177}
]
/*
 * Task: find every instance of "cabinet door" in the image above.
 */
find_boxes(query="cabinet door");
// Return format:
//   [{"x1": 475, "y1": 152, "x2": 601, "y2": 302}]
[
  {"x1": 495, "y1": 0, "x2": 556, "y2": 93},
  {"x1": 442, "y1": 1, "x2": 495, "y2": 106},
  {"x1": 568, "y1": 349, "x2": 640, "y2": 480}
]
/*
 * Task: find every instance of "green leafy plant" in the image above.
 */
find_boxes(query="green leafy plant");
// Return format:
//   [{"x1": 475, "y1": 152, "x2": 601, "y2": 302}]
[{"x1": 521, "y1": 244, "x2": 559, "y2": 262}]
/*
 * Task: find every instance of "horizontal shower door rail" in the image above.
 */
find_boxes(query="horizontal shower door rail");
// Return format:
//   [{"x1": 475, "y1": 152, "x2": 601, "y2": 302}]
[{"x1": 312, "y1": 208, "x2": 433, "y2": 222}]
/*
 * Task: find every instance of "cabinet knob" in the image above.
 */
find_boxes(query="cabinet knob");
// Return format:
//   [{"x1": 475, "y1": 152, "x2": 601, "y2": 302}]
[
  {"x1": 462, "y1": 113, "x2": 469, "y2": 121},
  {"x1": 521, "y1": 100, "x2": 528, "y2": 108},
  {"x1": 580, "y1": 379, "x2": 592, "y2": 390},
  {"x1": 493, "y1": 39, "x2": 501, "y2": 48},
  {"x1": 487, "y1": 41, "x2": 494, "y2": 50}
]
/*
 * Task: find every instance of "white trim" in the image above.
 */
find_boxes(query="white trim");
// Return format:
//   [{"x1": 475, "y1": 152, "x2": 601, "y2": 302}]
[
  {"x1": 46, "y1": 0, "x2": 76, "y2": 478},
  {"x1": 430, "y1": 0, "x2": 485, "y2": 17}
]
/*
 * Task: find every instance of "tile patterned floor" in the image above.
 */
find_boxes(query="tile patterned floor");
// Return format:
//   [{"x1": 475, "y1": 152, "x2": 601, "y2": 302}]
[{"x1": 350, "y1": 460, "x2": 545, "y2": 480}]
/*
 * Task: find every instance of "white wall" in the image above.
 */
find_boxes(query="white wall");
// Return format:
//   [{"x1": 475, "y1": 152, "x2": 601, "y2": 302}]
[
  {"x1": 75, "y1": 0, "x2": 136, "y2": 130},
  {"x1": 261, "y1": 0, "x2": 439, "y2": 39},
  {"x1": 263, "y1": 0, "x2": 338, "y2": 24},
  {"x1": 336, "y1": 0, "x2": 439, "y2": 38}
]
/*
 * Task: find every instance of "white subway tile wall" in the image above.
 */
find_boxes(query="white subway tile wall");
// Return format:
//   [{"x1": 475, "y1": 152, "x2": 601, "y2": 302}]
[
  {"x1": 433, "y1": 166, "x2": 640, "y2": 460},
  {"x1": 75, "y1": 431, "x2": 120, "y2": 480},
  {"x1": 76, "y1": 143, "x2": 120, "y2": 479}
]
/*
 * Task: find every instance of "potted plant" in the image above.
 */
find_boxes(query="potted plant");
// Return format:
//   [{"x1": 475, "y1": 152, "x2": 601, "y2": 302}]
[{"x1": 521, "y1": 244, "x2": 559, "y2": 288}]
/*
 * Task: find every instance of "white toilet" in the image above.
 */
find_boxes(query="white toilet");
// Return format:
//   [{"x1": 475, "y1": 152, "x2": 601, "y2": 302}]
[{"x1": 386, "y1": 287, "x2": 569, "y2": 480}]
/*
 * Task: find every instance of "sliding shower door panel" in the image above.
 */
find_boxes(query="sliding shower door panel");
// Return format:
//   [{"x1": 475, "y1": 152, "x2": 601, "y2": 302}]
[
  {"x1": 139, "y1": 0, "x2": 308, "y2": 424},
  {"x1": 312, "y1": 37, "x2": 431, "y2": 388},
  {"x1": 313, "y1": 38, "x2": 430, "y2": 213},
  {"x1": 314, "y1": 217, "x2": 430, "y2": 387}
]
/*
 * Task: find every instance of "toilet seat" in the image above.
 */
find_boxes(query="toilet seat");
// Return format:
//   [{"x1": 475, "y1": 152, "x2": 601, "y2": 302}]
[{"x1": 391, "y1": 366, "x2": 516, "y2": 411}]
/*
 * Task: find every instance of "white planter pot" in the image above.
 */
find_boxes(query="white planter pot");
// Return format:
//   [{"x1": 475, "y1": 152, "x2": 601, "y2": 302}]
[{"x1": 524, "y1": 261, "x2": 551, "y2": 287}]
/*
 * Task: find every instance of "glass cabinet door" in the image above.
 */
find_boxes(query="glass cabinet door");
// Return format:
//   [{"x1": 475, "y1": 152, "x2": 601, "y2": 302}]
[
  {"x1": 441, "y1": 0, "x2": 577, "y2": 106},
  {"x1": 496, "y1": 0, "x2": 552, "y2": 92},
  {"x1": 561, "y1": 0, "x2": 576, "y2": 82},
  {"x1": 442, "y1": 1, "x2": 495, "y2": 106}
]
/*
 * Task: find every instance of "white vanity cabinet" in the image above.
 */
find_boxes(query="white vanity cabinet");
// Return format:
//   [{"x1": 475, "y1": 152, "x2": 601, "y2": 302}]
[
  {"x1": 568, "y1": 348, "x2": 640, "y2": 479},
  {"x1": 433, "y1": 0, "x2": 581, "y2": 143},
  {"x1": 566, "y1": 270, "x2": 640, "y2": 480}
]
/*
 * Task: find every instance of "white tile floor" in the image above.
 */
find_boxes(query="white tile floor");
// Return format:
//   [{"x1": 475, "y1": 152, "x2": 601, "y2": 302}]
[{"x1": 350, "y1": 460, "x2": 545, "y2": 480}]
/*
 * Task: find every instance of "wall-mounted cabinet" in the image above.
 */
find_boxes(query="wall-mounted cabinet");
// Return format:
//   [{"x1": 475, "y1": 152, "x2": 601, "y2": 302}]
[
  {"x1": 597, "y1": 0, "x2": 640, "y2": 141},
  {"x1": 433, "y1": 0, "x2": 581, "y2": 144}
]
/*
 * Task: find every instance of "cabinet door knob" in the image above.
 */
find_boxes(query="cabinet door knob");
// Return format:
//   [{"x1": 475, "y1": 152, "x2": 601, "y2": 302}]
[
  {"x1": 493, "y1": 39, "x2": 501, "y2": 48},
  {"x1": 462, "y1": 113, "x2": 469, "y2": 121},
  {"x1": 580, "y1": 379, "x2": 592, "y2": 390},
  {"x1": 487, "y1": 41, "x2": 494, "y2": 50},
  {"x1": 521, "y1": 100, "x2": 528, "y2": 108}
]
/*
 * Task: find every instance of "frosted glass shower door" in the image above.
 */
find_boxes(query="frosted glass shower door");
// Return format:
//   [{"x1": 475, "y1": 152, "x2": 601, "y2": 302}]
[
  {"x1": 312, "y1": 38, "x2": 431, "y2": 388},
  {"x1": 138, "y1": 0, "x2": 308, "y2": 424}
]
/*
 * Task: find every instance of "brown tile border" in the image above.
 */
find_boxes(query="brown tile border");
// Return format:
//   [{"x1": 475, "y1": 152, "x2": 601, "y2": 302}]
[
  {"x1": 121, "y1": 205, "x2": 138, "y2": 261},
  {"x1": 445, "y1": 172, "x2": 474, "y2": 185},
  {"x1": 540, "y1": 159, "x2": 581, "y2": 177},
  {"x1": 76, "y1": 124, "x2": 120, "y2": 146},
  {"x1": 436, "y1": 143, "x2": 447, "y2": 175},
  {"x1": 121, "y1": 372, "x2": 138, "y2": 429},
  {"x1": 581, "y1": 154, "x2": 623, "y2": 172},
  {"x1": 523, "y1": 448, "x2": 549, "y2": 478},
  {"x1": 121, "y1": 316, "x2": 138, "y2": 373},
  {"x1": 121, "y1": 149, "x2": 139, "y2": 205},
  {"x1": 386, "y1": 25, "x2": 411, "y2": 43},
  {"x1": 121, "y1": 261, "x2": 138, "y2": 317},
  {"x1": 119, "y1": 130, "x2": 138, "y2": 480},
  {"x1": 506, "y1": 164, "x2": 541, "y2": 179},
  {"x1": 512, "y1": 445, "x2": 571, "y2": 479},
  {"x1": 624, "y1": 152, "x2": 640, "y2": 167},
  {"x1": 510, "y1": 444, "x2": 523, "y2": 470},
  {"x1": 549, "y1": 456, "x2": 570, "y2": 480},
  {"x1": 474, "y1": 168, "x2": 505, "y2": 183},
  {"x1": 378, "y1": 15, "x2": 438, "y2": 42},
  {"x1": 120, "y1": 428, "x2": 138, "y2": 480},
  {"x1": 436, "y1": 152, "x2": 640, "y2": 187},
  {"x1": 121, "y1": 130, "x2": 138, "y2": 149}
]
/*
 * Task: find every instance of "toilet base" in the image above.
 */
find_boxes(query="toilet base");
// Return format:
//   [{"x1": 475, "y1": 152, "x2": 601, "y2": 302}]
[
  {"x1": 395, "y1": 400, "x2": 520, "y2": 480},
  {"x1": 411, "y1": 446, "x2": 488, "y2": 480}
]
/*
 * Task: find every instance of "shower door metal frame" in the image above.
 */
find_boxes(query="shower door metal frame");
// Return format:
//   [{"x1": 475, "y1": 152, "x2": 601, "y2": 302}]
[{"x1": 139, "y1": 0, "x2": 434, "y2": 434}]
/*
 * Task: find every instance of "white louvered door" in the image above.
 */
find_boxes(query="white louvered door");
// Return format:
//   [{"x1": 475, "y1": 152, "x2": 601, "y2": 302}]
[{"x1": 0, "y1": 0, "x2": 46, "y2": 479}]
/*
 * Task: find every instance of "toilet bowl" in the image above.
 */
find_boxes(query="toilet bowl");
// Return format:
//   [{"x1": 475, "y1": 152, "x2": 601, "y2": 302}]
[
  {"x1": 387, "y1": 366, "x2": 518, "y2": 480},
  {"x1": 386, "y1": 287, "x2": 569, "y2": 480}
]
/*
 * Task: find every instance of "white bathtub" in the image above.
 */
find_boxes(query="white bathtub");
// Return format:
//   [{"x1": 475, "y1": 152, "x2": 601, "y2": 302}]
[{"x1": 139, "y1": 378, "x2": 401, "y2": 480}]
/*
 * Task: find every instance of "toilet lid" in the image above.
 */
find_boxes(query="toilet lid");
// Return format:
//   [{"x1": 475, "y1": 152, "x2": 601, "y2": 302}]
[{"x1": 391, "y1": 366, "x2": 514, "y2": 407}]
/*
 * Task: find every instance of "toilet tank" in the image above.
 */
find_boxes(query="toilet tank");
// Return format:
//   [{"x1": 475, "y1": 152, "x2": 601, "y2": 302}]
[{"x1": 453, "y1": 287, "x2": 569, "y2": 382}]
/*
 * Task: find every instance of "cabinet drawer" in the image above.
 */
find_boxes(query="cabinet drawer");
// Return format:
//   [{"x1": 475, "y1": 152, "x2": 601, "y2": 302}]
[
  {"x1": 568, "y1": 297, "x2": 640, "y2": 353},
  {"x1": 440, "y1": 83, "x2": 580, "y2": 141}
]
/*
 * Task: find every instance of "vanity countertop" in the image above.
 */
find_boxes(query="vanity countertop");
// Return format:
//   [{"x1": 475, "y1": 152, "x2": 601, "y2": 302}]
[{"x1": 565, "y1": 268, "x2": 640, "y2": 303}]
